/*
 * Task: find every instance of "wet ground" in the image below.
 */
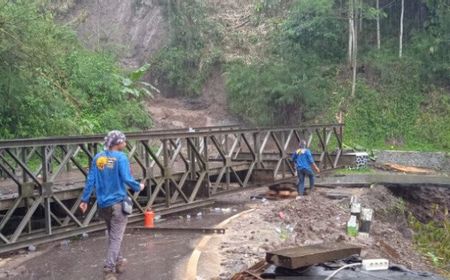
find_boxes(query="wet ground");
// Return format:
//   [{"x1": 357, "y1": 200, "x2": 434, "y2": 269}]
[
  {"x1": 6, "y1": 182, "x2": 447, "y2": 280},
  {"x1": 1, "y1": 196, "x2": 251, "y2": 280}
]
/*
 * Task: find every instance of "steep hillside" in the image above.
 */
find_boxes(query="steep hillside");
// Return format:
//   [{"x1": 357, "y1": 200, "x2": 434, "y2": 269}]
[
  {"x1": 58, "y1": 0, "x2": 168, "y2": 69},
  {"x1": 59, "y1": 0, "x2": 238, "y2": 127},
  {"x1": 7, "y1": 0, "x2": 447, "y2": 149},
  {"x1": 206, "y1": 0, "x2": 272, "y2": 63}
]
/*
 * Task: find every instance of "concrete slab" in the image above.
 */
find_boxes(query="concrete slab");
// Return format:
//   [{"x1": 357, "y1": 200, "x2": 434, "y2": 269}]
[{"x1": 316, "y1": 174, "x2": 450, "y2": 188}]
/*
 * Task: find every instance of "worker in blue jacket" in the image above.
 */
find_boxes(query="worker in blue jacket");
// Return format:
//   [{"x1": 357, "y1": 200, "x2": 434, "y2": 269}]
[
  {"x1": 291, "y1": 140, "x2": 320, "y2": 196},
  {"x1": 79, "y1": 130, "x2": 144, "y2": 280}
]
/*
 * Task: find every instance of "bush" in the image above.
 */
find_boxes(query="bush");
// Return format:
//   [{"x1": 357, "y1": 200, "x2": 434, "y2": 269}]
[
  {"x1": 225, "y1": 0, "x2": 343, "y2": 125},
  {"x1": 344, "y1": 52, "x2": 424, "y2": 148},
  {"x1": 150, "y1": 0, "x2": 222, "y2": 96},
  {"x1": 409, "y1": 214, "x2": 450, "y2": 275},
  {"x1": 0, "y1": 0, "x2": 152, "y2": 138},
  {"x1": 226, "y1": 59, "x2": 332, "y2": 125},
  {"x1": 151, "y1": 46, "x2": 221, "y2": 97}
]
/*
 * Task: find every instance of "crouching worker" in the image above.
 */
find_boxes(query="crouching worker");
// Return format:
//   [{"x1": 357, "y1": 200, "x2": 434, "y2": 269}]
[
  {"x1": 79, "y1": 130, "x2": 144, "y2": 280},
  {"x1": 291, "y1": 140, "x2": 320, "y2": 196}
]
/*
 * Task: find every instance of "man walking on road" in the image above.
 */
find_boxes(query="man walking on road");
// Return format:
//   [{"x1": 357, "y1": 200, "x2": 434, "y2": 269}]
[
  {"x1": 79, "y1": 130, "x2": 144, "y2": 280},
  {"x1": 291, "y1": 140, "x2": 320, "y2": 197}
]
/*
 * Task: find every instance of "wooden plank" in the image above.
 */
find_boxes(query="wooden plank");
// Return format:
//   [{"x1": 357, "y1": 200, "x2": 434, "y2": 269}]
[{"x1": 266, "y1": 243, "x2": 361, "y2": 269}]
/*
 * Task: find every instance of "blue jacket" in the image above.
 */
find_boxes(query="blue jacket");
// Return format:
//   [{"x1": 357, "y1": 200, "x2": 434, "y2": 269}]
[
  {"x1": 291, "y1": 148, "x2": 315, "y2": 172},
  {"x1": 81, "y1": 150, "x2": 140, "y2": 208}
]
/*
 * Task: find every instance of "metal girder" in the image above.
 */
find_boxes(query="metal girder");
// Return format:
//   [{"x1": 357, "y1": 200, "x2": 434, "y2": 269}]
[
  {"x1": 0, "y1": 124, "x2": 344, "y2": 253},
  {"x1": 0, "y1": 199, "x2": 215, "y2": 254},
  {"x1": 128, "y1": 226, "x2": 225, "y2": 234}
]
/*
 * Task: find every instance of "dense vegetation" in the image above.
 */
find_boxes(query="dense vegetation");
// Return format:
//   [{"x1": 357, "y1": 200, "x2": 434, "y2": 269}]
[
  {"x1": 410, "y1": 212, "x2": 450, "y2": 276},
  {"x1": 152, "y1": 0, "x2": 449, "y2": 151},
  {"x1": 1, "y1": 1, "x2": 448, "y2": 147},
  {"x1": 224, "y1": 0, "x2": 450, "y2": 151},
  {"x1": 0, "y1": 0, "x2": 152, "y2": 139},
  {"x1": 150, "y1": 0, "x2": 222, "y2": 96}
]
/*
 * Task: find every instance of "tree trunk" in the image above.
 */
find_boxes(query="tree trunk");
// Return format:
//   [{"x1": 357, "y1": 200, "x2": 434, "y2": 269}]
[
  {"x1": 348, "y1": 0, "x2": 353, "y2": 65},
  {"x1": 351, "y1": 0, "x2": 358, "y2": 98},
  {"x1": 359, "y1": 0, "x2": 363, "y2": 31},
  {"x1": 376, "y1": 0, "x2": 380, "y2": 49},
  {"x1": 399, "y1": 0, "x2": 404, "y2": 58},
  {"x1": 96, "y1": 0, "x2": 101, "y2": 50}
]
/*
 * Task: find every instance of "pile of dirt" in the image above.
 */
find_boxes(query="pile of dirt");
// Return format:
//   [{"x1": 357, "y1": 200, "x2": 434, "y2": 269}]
[{"x1": 213, "y1": 186, "x2": 437, "y2": 279}]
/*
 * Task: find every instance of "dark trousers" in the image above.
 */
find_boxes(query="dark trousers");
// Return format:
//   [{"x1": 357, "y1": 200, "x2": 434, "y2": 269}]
[
  {"x1": 297, "y1": 168, "x2": 315, "y2": 195},
  {"x1": 99, "y1": 203, "x2": 128, "y2": 271}
]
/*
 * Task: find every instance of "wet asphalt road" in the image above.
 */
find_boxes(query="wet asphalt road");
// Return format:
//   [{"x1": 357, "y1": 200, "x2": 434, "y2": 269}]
[{"x1": 11, "y1": 200, "x2": 248, "y2": 280}]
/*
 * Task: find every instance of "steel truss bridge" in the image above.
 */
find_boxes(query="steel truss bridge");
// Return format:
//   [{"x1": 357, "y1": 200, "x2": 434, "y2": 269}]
[{"x1": 0, "y1": 124, "x2": 344, "y2": 253}]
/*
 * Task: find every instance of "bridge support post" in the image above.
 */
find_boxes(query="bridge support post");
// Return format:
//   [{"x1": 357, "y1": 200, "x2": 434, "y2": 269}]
[
  {"x1": 254, "y1": 132, "x2": 261, "y2": 168},
  {"x1": 162, "y1": 139, "x2": 171, "y2": 208},
  {"x1": 41, "y1": 146, "x2": 52, "y2": 235},
  {"x1": 203, "y1": 136, "x2": 210, "y2": 197}
]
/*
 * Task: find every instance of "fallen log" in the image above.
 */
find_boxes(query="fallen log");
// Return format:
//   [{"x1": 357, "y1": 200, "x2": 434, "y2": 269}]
[{"x1": 376, "y1": 163, "x2": 434, "y2": 174}]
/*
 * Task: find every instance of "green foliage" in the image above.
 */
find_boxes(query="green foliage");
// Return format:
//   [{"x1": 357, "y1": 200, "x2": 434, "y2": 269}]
[
  {"x1": 254, "y1": 0, "x2": 289, "y2": 16},
  {"x1": 415, "y1": 89, "x2": 450, "y2": 150},
  {"x1": 335, "y1": 167, "x2": 373, "y2": 175},
  {"x1": 345, "y1": 52, "x2": 424, "y2": 148},
  {"x1": 226, "y1": 0, "x2": 342, "y2": 125},
  {"x1": 151, "y1": 46, "x2": 221, "y2": 97},
  {"x1": 150, "y1": 0, "x2": 222, "y2": 96},
  {"x1": 280, "y1": 0, "x2": 346, "y2": 61},
  {"x1": 342, "y1": 40, "x2": 450, "y2": 151},
  {"x1": 0, "y1": 0, "x2": 152, "y2": 138},
  {"x1": 409, "y1": 211, "x2": 450, "y2": 275},
  {"x1": 409, "y1": 1, "x2": 450, "y2": 86},
  {"x1": 227, "y1": 0, "x2": 449, "y2": 151},
  {"x1": 226, "y1": 59, "x2": 332, "y2": 125},
  {"x1": 116, "y1": 64, "x2": 159, "y2": 98}
]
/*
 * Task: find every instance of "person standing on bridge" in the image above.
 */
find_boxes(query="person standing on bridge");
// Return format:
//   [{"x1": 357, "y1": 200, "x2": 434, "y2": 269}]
[
  {"x1": 291, "y1": 140, "x2": 320, "y2": 197},
  {"x1": 79, "y1": 130, "x2": 144, "y2": 280}
]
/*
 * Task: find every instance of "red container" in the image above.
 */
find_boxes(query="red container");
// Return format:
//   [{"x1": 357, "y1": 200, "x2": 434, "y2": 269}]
[{"x1": 144, "y1": 210, "x2": 154, "y2": 228}]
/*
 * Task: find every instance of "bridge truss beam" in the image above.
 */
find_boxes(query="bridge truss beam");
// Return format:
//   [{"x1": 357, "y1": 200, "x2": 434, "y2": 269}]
[{"x1": 0, "y1": 124, "x2": 344, "y2": 253}]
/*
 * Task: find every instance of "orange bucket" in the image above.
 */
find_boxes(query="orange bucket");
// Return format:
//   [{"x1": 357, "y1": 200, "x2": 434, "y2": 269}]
[{"x1": 144, "y1": 210, "x2": 154, "y2": 228}]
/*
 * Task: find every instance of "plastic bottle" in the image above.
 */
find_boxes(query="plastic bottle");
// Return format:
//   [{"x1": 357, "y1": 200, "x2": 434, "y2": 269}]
[{"x1": 347, "y1": 215, "x2": 359, "y2": 237}]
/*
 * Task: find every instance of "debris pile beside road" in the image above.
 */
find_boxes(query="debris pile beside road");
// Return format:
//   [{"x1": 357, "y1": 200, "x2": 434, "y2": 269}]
[{"x1": 215, "y1": 185, "x2": 438, "y2": 279}]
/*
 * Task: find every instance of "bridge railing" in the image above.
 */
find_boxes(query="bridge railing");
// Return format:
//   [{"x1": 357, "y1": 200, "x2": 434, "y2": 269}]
[{"x1": 0, "y1": 124, "x2": 343, "y2": 252}]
